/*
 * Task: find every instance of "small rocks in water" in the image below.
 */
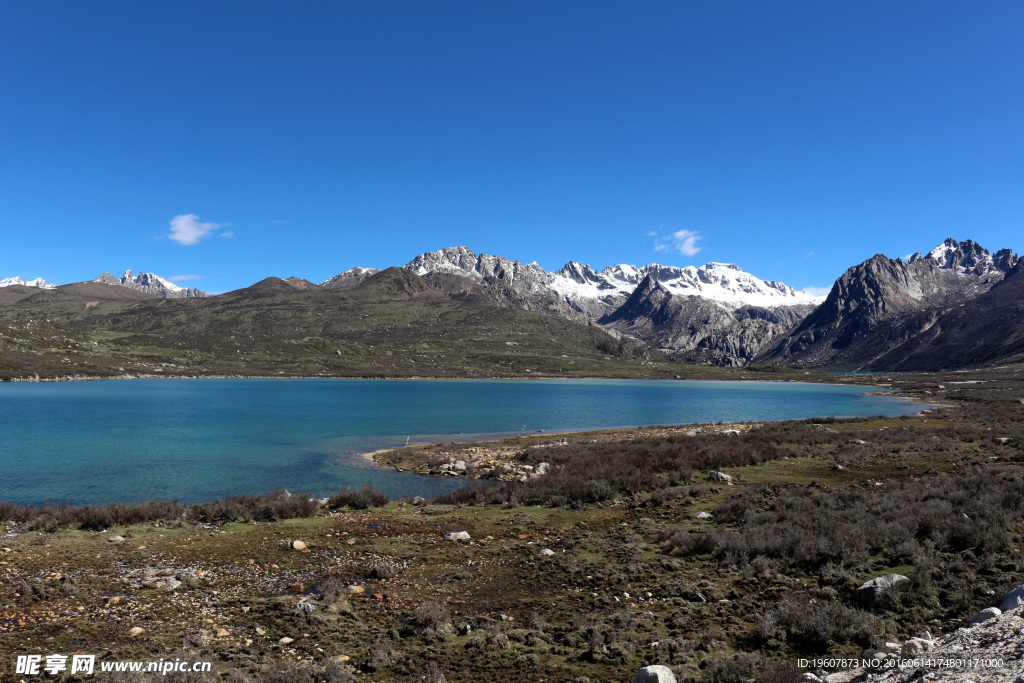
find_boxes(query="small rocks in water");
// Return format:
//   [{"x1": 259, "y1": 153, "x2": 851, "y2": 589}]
[
  {"x1": 854, "y1": 573, "x2": 909, "y2": 606},
  {"x1": 970, "y1": 607, "x2": 1001, "y2": 625},
  {"x1": 707, "y1": 471, "x2": 732, "y2": 482},
  {"x1": 694, "y1": 511, "x2": 714, "y2": 520},
  {"x1": 538, "y1": 548, "x2": 555, "y2": 557},
  {"x1": 999, "y1": 584, "x2": 1024, "y2": 611},
  {"x1": 127, "y1": 626, "x2": 145, "y2": 637},
  {"x1": 295, "y1": 600, "x2": 316, "y2": 615},
  {"x1": 447, "y1": 531, "x2": 471, "y2": 541},
  {"x1": 634, "y1": 664, "x2": 678, "y2": 683},
  {"x1": 291, "y1": 540, "x2": 307, "y2": 551},
  {"x1": 107, "y1": 535, "x2": 126, "y2": 544},
  {"x1": 278, "y1": 636, "x2": 295, "y2": 645}
]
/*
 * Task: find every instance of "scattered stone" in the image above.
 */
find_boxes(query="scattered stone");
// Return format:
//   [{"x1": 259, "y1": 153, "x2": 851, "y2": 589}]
[
  {"x1": 346, "y1": 585, "x2": 365, "y2": 594},
  {"x1": 854, "y1": 574, "x2": 909, "y2": 606},
  {"x1": 447, "y1": 531, "x2": 471, "y2": 541},
  {"x1": 634, "y1": 664, "x2": 677, "y2": 683},
  {"x1": 278, "y1": 637, "x2": 295, "y2": 645},
  {"x1": 215, "y1": 628, "x2": 230, "y2": 638},
  {"x1": 538, "y1": 548, "x2": 555, "y2": 557},
  {"x1": 969, "y1": 607, "x2": 1001, "y2": 625},
  {"x1": 107, "y1": 535, "x2": 125, "y2": 544},
  {"x1": 291, "y1": 540, "x2": 307, "y2": 551},
  {"x1": 999, "y1": 584, "x2": 1024, "y2": 611},
  {"x1": 900, "y1": 637, "x2": 935, "y2": 657},
  {"x1": 295, "y1": 600, "x2": 316, "y2": 615},
  {"x1": 127, "y1": 626, "x2": 145, "y2": 637},
  {"x1": 694, "y1": 511, "x2": 714, "y2": 520},
  {"x1": 453, "y1": 460, "x2": 467, "y2": 471},
  {"x1": 162, "y1": 578, "x2": 182, "y2": 592},
  {"x1": 707, "y1": 471, "x2": 732, "y2": 482}
]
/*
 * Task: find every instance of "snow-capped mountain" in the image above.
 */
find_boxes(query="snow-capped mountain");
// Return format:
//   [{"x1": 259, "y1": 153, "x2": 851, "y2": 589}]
[
  {"x1": 401, "y1": 246, "x2": 823, "y2": 320},
  {"x1": 386, "y1": 246, "x2": 824, "y2": 366},
  {"x1": 319, "y1": 267, "x2": 381, "y2": 289},
  {"x1": 758, "y1": 238, "x2": 1020, "y2": 370},
  {"x1": 94, "y1": 270, "x2": 207, "y2": 298},
  {"x1": 0, "y1": 276, "x2": 55, "y2": 289},
  {"x1": 907, "y1": 238, "x2": 1018, "y2": 283}
]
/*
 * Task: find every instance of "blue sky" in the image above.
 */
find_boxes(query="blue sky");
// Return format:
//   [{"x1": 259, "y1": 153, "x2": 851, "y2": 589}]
[{"x1": 2, "y1": 1, "x2": 1021, "y2": 294}]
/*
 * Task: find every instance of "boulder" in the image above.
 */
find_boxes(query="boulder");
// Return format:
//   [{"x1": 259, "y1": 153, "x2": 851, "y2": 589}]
[
  {"x1": 707, "y1": 471, "x2": 732, "y2": 482},
  {"x1": 694, "y1": 511, "x2": 714, "y2": 520},
  {"x1": 453, "y1": 460, "x2": 467, "y2": 472},
  {"x1": 970, "y1": 607, "x2": 1001, "y2": 626},
  {"x1": 854, "y1": 573, "x2": 908, "y2": 606},
  {"x1": 447, "y1": 531, "x2": 471, "y2": 541},
  {"x1": 107, "y1": 535, "x2": 126, "y2": 543},
  {"x1": 999, "y1": 584, "x2": 1024, "y2": 611},
  {"x1": 538, "y1": 548, "x2": 555, "y2": 557},
  {"x1": 291, "y1": 540, "x2": 307, "y2": 551},
  {"x1": 634, "y1": 665, "x2": 677, "y2": 683},
  {"x1": 295, "y1": 600, "x2": 316, "y2": 615}
]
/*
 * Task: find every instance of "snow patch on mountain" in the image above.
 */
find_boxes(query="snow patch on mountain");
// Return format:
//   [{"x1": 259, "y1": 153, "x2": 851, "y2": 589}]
[
  {"x1": 94, "y1": 270, "x2": 207, "y2": 298},
  {"x1": 0, "y1": 276, "x2": 55, "y2": 289},
  {"x1": 402, "y1": 246, "x2": 822, "y2": 316}
]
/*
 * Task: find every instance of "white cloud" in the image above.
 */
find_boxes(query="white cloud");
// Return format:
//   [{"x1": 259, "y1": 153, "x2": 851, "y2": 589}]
[
  {"x1": 220, "y1": 231, "x2": 234, "y2": 238},
  {"x1": 168, "y1": 274, "x2": 204, "y2": 282},
  {"x1": 802, "y1": 285, "x2": 832, "y2": 297},
  {"x1": 654, "y1": 229, "x2": 702, "y2": 257},
  {"x1": 168, "y1": 214, "x2": 227, "y2": 246}
]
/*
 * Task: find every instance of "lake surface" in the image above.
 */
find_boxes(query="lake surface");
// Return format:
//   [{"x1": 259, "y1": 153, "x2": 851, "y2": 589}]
[{"x1": 0, "y1": 378, "x2": 925, "y2": 506}]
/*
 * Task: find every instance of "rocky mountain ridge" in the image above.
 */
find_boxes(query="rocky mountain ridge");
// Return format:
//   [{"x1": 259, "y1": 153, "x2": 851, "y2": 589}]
[
  {"x1": 94, "y1": 270, "x2": 208, "y2": 299},
  {"x1": 757, "y1": 239, "x2": 1020, "y2": 370}
]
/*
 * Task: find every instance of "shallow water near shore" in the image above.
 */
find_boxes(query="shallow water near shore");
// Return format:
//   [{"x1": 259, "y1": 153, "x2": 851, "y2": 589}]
[{"x1": 0, "y1": 378, "x2": 925, "y2": 505}]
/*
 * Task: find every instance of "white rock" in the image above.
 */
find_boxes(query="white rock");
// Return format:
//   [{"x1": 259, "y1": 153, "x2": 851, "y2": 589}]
[
  {"x1": 538, "y1": 548, "x2": 555, "y2": 557},
  {"x1": 969, "y1": 607, "x2": 1001, "y2": 625},
  {"x1": 901, "y1": 637, "x2": 935, "y2": 657},
  {"x1": 447, "y1": 531, "x2": 471, "y2": 541},
  {"x1": 694, "y1": 511, "x2": 714, "y2": 520},
  {"x1": 854, "y1": 574, "x2": 909, "y2": 605},
  {"x1": 453, "y1": 460, "x2": 467, "y2": 471},
  {"x1": 633, "y1": 664, "x2": 677, "y2": 683},
  {"x1": 1000, "y1": 585, "x2": 1024, "y2": 611},
  {"x1": 707, "y1": 471, "x2": 732, "y2": 482},
  {"x1": 279, "y1": 637, "x2": 294, "y2": 645},
  {"x1": 107, "y1": 535, "x2": 126, "y2": 543}
]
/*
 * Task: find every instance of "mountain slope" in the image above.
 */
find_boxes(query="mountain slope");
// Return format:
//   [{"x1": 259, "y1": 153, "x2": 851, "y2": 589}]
[
  {"x1": 866, "y1": 262, "x2": 1024, "y2": 370},
  {"x1": 757, "y1": 239, "x2": 1019, "y2": 370}
]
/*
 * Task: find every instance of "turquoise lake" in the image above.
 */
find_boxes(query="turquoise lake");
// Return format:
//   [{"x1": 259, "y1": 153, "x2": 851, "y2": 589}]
[{"x1": 0, "y1": 378, "x2": 926, "y2": 506}]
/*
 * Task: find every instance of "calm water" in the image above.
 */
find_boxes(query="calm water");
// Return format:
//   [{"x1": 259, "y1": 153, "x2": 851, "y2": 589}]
[{"x1": 0, "y1": 378, "x2": 924, "y2": 505}]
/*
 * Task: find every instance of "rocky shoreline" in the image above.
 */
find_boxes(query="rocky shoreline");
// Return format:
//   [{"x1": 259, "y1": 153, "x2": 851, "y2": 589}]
[{"x1": 366, "y1": 422, "x2": 762, "y2": 481}]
